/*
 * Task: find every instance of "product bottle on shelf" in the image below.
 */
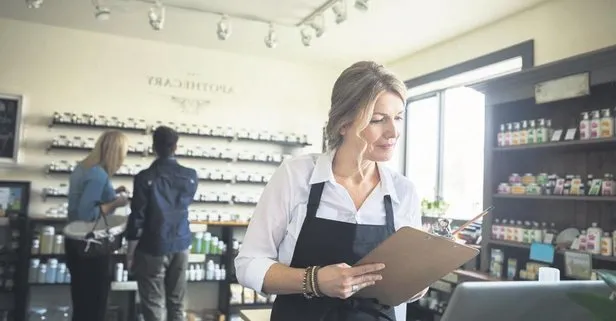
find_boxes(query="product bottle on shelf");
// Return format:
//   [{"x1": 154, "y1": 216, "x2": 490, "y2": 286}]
[
  {"x1": 590, "y1": 110, "x2": 601, "y2": 139},
  {"x1": 505, "y1": 123, "x2": 513, "y2": 146},
  {"x1": 532, "y1": 222, "x2": 543, "y2": 243},
  {"x1": 497, "y1": 124, "x2": 505, "y2": 147},
  {"x1": 600, "y1": 108, "x2": 614, "y2": 138},
  {"x1": 520, "y1": 120, "x2": 528, "y2": 144},
  {"x1": 527, "y1": 120, "x2": 536, "y2": 144},
  {"x1": 587, "y1": 223, "x2": 603, "y2": 255},
  {"x1": 546, "y1": 119, "x2": 553, "y2": 140},
  {"x1": 580, "y1": 112, "x2": 591, "y2": 140},
  {"x1": 514, "y1": 220, "x2": 523, "y2": 243},
  {"x1": 492, "y1": 219, "x2": 501, "y2": 239},
  {"x1": 600, "y1": 232, "x2": 613, "y2": 256},
  {"x1": 512, "y1": 122, "x2": 520, "y2": 145},
  {"x1": 536, "y1": 119, "x2": 547, "y2": 143}
]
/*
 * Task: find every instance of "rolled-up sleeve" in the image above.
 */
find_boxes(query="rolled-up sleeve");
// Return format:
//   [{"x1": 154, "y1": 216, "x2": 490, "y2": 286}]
[{"x1": 234, "y1": 161, "x2": 292, "y2": 293}]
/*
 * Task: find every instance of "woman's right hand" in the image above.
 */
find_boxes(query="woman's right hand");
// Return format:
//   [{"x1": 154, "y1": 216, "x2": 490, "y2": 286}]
[{"x1": 316, "y1": 263, "x2": 385, "y2": 299}]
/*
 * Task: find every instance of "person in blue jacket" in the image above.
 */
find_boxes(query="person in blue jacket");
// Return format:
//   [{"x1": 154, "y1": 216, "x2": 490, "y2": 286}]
[
  {"x1": 66, "y1": 130, "x2": 130, "y2": 321},
  {"x1": 126, "y1": 125, "x2": 198, "y2": 321}
]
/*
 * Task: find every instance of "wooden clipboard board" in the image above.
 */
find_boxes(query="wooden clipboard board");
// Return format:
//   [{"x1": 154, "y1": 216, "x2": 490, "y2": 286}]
[{"x1": 353, "y1": 226, "x2": 479, "y2": 306}]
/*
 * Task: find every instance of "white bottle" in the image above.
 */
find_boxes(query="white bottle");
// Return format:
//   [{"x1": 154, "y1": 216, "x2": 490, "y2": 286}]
[
  {"x1": 115, "y1": 263, "x2": 124, "y2": 282},
  {"x1": 188, "y1": 265, "x2": 196, "y2": 281},
  {"x1": 206, "y1": 260, "x2": 215, "y2": 280},
  {"x1": 195, "y1": 265, "x2": 203, "y2": 281},
  {"x1": 587, "y1": 222, "x2": 603, "y2": 255},
  {"x1": 600, "y1": 232, "x2": 612, "y2": 257}
]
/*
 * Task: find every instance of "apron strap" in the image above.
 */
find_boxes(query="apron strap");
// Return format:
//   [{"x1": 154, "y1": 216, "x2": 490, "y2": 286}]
[
  {"x1": 383, "y1": 195, "x2": 395, "y2": 233},
  {"x1": 306, "y1": 182, "x2": 326, "y2": 221}
]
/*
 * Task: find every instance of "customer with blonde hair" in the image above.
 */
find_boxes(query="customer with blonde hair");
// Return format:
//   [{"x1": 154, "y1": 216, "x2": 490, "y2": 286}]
[
  {"x1": 235, "y1": 61, "x2": 426, "y2": 321},
  {"x1": 65, "y1": 130, "x2": 130, "y2": 321}
]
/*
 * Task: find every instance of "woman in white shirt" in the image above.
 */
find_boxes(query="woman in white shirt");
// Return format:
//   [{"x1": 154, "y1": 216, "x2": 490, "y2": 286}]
[{"x1": 235, "y1": 61, "x2": 426, "y2": 321}]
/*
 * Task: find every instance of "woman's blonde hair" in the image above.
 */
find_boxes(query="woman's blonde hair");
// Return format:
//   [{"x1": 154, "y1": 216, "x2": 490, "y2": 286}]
[
  {"x1": 80, "y1": 130, "x2": 129, "y2": 175},
  {"x1": 325, "y1": 61, "x2": 407, "y2": 152}
]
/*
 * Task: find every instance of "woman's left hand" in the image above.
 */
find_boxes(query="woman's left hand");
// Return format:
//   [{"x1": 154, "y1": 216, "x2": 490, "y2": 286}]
[{"x1": 115, "y1": 186, "x2": 127, "y2": 194}]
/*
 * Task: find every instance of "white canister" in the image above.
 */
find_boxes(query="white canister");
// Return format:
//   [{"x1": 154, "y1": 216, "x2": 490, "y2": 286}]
[{"x1": 115, "y1": 263, "x2": 124, "y2": 282}]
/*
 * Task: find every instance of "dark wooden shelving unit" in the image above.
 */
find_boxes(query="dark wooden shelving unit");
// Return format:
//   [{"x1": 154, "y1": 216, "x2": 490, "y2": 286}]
[{"x1": 478, "y1": 45, "x2": 616, "y2": 279}]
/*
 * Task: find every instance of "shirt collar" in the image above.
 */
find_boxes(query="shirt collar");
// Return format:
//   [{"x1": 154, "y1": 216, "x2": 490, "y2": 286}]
[
  {"x1": 308, "y1": 150, "x2": 400, "y2": 204},
  {"x1": 309, "y1": 151, "x2": 336, "y2": 185}
]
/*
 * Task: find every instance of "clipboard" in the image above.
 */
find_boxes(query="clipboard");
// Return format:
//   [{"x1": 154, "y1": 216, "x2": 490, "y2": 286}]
[{"x1": 353, "y1": 226, "x2": 479, "y2": 306}]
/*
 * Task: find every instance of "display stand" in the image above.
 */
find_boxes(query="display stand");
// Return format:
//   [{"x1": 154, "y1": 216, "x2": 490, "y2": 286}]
[
  {"x1": 477, "y1": 45, "x2": 616, "y2": 280},
  {"x1": 0, "y1": 181, "x2": 31, "y2": 321}
]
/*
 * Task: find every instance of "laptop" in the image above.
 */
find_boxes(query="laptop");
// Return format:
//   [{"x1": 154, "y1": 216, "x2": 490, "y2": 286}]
[{"x1": 441, "y1": 280, "x2": 611, "y2": 321}]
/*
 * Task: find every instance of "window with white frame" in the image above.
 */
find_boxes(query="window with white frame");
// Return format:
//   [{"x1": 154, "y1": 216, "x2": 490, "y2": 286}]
[{"x1": 404, "y1": 56, "x2": 524, "y2": 220}]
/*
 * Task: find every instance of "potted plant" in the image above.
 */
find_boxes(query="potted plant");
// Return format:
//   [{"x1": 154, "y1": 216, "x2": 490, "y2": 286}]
[
  {"x1": 421, "y1": 197, "x2": 449, "y2": 217},
  {"x1": 568, "y1": 269, "x2": 616, "y2": 321}
]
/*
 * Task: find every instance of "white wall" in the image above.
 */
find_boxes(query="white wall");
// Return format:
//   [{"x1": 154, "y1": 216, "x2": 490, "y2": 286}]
[
  {"x1": 0, "y1": 17, "x2": 337, "y2": 315},
  {"x1": 389, "y1": 0, "x2": 616, "y2": 80}
]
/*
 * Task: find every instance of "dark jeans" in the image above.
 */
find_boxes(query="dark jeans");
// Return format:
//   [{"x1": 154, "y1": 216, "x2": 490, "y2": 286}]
[
  {"x1": 65, "y1": 239, "x2": 112, "y2": 321},
  {"x1": 134, "y1": 249, "x2": 189, "y2": 321}
]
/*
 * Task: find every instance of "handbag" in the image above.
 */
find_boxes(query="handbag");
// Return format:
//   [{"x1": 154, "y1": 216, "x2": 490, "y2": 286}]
[{"x1": 63, "y1": 214, "x2": 127, "y2": 257}]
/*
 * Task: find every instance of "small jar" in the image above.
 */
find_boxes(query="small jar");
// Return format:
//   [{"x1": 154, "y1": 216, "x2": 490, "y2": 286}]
[
  {"x1": 509, "y1": 173, "x2": 522, "y2": 185},
  {"x1": 522, "y1": 173, "x2": 536, "y2": 186}
]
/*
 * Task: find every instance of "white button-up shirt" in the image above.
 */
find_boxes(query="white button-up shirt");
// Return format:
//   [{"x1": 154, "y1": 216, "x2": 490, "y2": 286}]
[{"x1": 234, "y1": 152, "x2": 422, "y2": 319}]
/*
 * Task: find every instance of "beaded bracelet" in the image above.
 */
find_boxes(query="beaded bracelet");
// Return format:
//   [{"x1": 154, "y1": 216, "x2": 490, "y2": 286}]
[{"x1": 302, "y1": 266, "x2": 315, "y2": 299}]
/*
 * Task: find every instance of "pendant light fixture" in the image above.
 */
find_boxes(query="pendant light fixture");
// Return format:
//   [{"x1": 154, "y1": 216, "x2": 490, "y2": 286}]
[
  {"x1": 332, "y1": 0, "x2": 347, "y2": 24},
  {"x1": 25, "y1": 0, "x2": 43, "y2": 9},
  {"x1": 148, "y1": 1, "x2": 165, "y2": 31},
  {"x1": 264, "y1": 23, "x2": 278, "y2": 49},
  {"x1": 354, "y1": 0, "x2": 369, "y2": 12},
  {"x1": 300, "y1": 27, "x2": 313, "y2": 47},
  {"x1": 216, "y1": 15, "x2": 232, "y2": 40}
]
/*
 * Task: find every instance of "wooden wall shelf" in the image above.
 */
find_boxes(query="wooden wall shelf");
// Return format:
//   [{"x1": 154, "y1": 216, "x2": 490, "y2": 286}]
[
  {"x1": 488, "y1": 239, "x2": 616, "y2": 263},
  {"x1": 493, "y1": 137, "x2": 616, "y2": 152},
  {"x1": 493, "y1": 194, "x2": 616, "y2": 202}
]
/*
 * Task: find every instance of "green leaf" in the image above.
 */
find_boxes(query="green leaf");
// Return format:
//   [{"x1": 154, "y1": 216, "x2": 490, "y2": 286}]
[
  {"x1": 596, "y1": 269, "x2": 616, "y2": 292},
  {"x1": 567, "y1": 292, "x2": 616, "y2": 321}
]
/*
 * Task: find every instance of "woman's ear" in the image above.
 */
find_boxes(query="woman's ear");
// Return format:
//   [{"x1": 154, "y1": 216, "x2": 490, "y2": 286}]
[{"x1": 339, "y1": 124, "x2": 348, "y2": 136}]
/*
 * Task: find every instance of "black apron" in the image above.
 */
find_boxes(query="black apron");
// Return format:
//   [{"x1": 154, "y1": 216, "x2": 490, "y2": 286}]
[{"x1": 270, "y1": 182, "x2": 397, "y2": 321}]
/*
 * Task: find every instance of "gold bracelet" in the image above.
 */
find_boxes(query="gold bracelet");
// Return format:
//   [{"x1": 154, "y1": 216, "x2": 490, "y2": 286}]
[{"x1": 312, "y1": 266, "x2": 322, "y2": 297}]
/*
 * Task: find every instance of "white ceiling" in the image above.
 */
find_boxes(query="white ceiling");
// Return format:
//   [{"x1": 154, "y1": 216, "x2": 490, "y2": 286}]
[{"x1": 0, "y1": 0, "x2": 548, "y2": 67}]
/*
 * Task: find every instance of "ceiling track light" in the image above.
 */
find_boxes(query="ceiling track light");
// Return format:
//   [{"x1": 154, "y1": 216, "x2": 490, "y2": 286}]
[
  {"x1": 332, "y1": 0, "x2": 347, "y2": 24},
  {"x1": 300, "y1": 27, "x2": 313, "y2": 47},
  {"x1": 309, "y1": 14, "x2": 325, "y2": 38},
  {"x1": 148, "y1": 1, "x2": 166, "y2": 31},
  {"x1": 354, "y1": 0, "x2": 369, "y2": 12},
  {"x1": 216, "y1": 14, "x2": 232, "y2": 40},
  {"x1": 26, "y1": 0, "x2": 43, "y2": 9},
  {"x1": 92, "y1": 0, "x2": 110, "y2": 20},
  {"x1": 264, "y1": 23, "x2": 278, "y2": 49}
]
